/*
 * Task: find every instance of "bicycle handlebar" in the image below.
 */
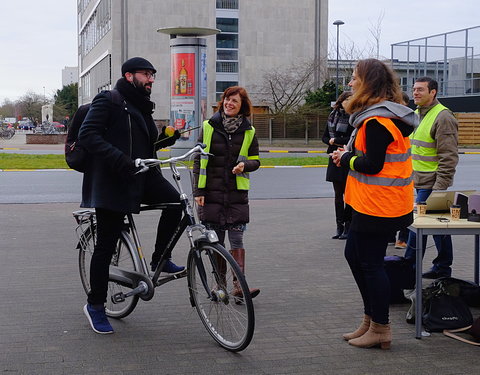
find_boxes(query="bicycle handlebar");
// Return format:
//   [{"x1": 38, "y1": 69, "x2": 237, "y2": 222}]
[{"x1": 140, "y1": 143, "x2": 210, "y2": 168}]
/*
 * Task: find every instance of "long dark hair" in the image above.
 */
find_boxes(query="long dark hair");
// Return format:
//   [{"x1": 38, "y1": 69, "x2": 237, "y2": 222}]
[
  {"x1": 333, "y1": 91, "x2": 352, "y2": 111},
  {"x1": 344, "y1": 59, "x2": 403, "y2": 114},
  {"x1": 217, "y1": 86, "x2": 252, "y2": 116}
]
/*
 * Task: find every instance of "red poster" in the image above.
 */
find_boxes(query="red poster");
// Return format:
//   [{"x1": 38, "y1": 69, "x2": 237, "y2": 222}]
[{"x1": 171, "y1": 53, "x2": 195, "y2": 97}]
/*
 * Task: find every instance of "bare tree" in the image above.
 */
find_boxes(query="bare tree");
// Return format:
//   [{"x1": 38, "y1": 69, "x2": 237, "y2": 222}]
[
  {"x1": 16, "y1": 92, "x2": 44, "y2": 123},
  {"x1": 252, "y1": 59, "x2": 327, "y2": 114},
  {"x1": 368, "y1": 10, "x2": 385, "y2": 59},
  {"x1": 0, "y1": 99, "x2": 17, "y2": 119}
]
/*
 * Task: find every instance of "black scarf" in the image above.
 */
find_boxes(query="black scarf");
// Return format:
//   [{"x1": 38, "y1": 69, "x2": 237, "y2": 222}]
[
  {"x1": 327, "y1": 107, "x2": 350, "y2": 138},
  {"x1": 115, "y1": 78, "x2": 155, "y2": 115}
]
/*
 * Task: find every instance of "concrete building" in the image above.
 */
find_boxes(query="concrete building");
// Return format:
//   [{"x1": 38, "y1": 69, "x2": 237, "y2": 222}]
[
  {"x1": 77, "y1": 0, "x2": 328, "y2": 120},
  {"x1": 62, "y1": 66, "x2": 79, "y2": 86}
]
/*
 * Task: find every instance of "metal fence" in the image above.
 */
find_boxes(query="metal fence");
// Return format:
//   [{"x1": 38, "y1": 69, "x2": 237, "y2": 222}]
[{"x1": 251, "y1": 113, "x2": 329, "y2": 144}]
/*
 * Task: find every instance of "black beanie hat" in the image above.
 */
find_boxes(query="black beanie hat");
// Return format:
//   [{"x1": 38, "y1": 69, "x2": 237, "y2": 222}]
[{"x1": 121, "y1": 57, "x2": 157, "y2": 76}]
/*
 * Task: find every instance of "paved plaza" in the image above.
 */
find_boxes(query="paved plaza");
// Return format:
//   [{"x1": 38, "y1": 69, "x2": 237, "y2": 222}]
[{"x1": 1, "y1": 198, "x2": 479, "y2": 374}]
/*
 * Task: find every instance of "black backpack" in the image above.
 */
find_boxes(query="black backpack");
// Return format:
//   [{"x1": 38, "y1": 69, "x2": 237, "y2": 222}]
[{"x1": 65, "y1": 90, "x2": 124, "y2": 172}]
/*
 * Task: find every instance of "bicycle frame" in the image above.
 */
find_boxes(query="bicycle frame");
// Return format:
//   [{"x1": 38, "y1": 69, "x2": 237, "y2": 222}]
[
  {"x1": 107, "y1": 145, "x2": 220, "y2": 301},
  {"x1": 138, "y1": 152, "x2": 220, "y2": 288}
]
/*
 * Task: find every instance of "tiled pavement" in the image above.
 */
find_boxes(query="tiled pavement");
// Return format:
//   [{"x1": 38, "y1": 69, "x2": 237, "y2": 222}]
[{"x1": 1, "y1": 199, "x2": 479, "y2": 374}]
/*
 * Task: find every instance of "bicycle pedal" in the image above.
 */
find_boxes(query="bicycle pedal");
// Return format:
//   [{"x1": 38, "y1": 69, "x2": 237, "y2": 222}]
[
  {"x1": 172, "y1": 269, "x2": 188, "y2": 278},
  {"x1": 112, "y1": 292, "x2": 125, "y2": 303}
]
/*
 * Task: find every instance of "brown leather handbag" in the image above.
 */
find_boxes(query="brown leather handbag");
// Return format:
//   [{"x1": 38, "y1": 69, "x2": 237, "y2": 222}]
[{"x1": 443, "y1": 317, "x2": 480, "y2": 346}]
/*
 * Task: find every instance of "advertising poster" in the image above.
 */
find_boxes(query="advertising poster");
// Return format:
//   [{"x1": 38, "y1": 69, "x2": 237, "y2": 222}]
[
  {"x1": 200, "y1": 49, "x2": 207, "y2": 121},
  {"x1": 171, "y1": 98, "x2": 195, "y2": 140},
  {"x1": 171, "y1": 53, "x2": 195, "y2": 97}
]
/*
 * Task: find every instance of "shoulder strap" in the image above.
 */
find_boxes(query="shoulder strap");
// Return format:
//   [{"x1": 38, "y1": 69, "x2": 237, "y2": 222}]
[
  {"x1": 443, "y1": 327, "x2": 480, "y2": 346},
  {"x1": 109, "y1": 89, "x2": 125, "y2": 106}
]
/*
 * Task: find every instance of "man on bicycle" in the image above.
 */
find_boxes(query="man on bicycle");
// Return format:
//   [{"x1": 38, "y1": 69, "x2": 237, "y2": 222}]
[{"x1": 78, "y1": 57, "x2": 184, "y2": 334}]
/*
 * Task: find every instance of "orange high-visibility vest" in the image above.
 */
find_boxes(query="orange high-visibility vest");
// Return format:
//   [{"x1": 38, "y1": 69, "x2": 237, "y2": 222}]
[{"x1": 345, "y1": 116, "x2": 413, "y2": 218}]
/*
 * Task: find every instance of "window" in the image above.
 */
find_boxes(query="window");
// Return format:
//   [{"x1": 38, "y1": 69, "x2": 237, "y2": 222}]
[
  {"x1": 79, "y1": 0, "x2": 111, "y2": 56},
  {"x1": 217, "y1": 50, "x2": 238, "y2": 61},
  {"x1": 216, "y1": 0, "x2": 238, "y2": 9},
  {"x1": 216, "y1": 18, "x2": 238, "y2": 33},
  {"x1": 216, "y1": 34, "x2": 238, "y2": 49},
  {"x1": 216, "y1": 81, "x2": 238, "y2": 101},
  {"x1": 80, "y1": 54, "x2": 111, "y2": 102},
  {"x1": 216, "y1": 62, "x2": 238, "y2": 73}
]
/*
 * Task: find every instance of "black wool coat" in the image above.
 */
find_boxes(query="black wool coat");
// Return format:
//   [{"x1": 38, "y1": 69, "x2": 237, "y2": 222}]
[
  {"x1": 78, "y1": 90, "x2": 160, "y2": 213},
  {"x1": 322, "y1": 108, "x2": 354, "y2": 183},
  {"x1": 193, "y1": 111, "x2": 260, "y2": 226}
]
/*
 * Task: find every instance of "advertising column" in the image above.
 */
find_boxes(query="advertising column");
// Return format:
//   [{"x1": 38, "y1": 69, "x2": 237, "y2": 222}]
[{"x1": 169, "y1": 37, "x2": 207, "y2": 154}]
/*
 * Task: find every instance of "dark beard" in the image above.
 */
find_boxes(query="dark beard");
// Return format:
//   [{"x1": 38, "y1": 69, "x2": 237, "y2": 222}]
[{"x1": 132, "y1": 76, "x2": 151, "y2": 96}]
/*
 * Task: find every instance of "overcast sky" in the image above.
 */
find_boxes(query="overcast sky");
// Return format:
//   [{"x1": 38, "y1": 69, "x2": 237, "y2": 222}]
[{"x1": 0, "y1": 0, "x2": 478, "y2": 104}]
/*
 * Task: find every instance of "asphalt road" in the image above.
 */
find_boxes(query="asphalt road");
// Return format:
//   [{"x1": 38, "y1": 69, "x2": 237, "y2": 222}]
[{"x1": 0, "y1": 154, "x2": 479, "y2": 204}]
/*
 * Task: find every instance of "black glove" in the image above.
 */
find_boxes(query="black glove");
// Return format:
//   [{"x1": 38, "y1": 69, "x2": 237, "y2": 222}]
[{"x1": 155, "y1": 126, "x2": 180, "y2": 149}]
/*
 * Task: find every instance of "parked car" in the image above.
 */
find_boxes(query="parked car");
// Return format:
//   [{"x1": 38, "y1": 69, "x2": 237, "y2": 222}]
[
  {"x1": 51, "y1": 122, "x2": 66, "y2": 131},
  {"x1": 18, "y1": 120, "x2": 35, "y2": 130}
]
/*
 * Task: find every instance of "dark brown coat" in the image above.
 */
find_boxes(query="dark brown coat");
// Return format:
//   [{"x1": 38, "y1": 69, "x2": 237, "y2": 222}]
[{"x1": 193, "y1": 111, "x2": 260, "y2": 225}]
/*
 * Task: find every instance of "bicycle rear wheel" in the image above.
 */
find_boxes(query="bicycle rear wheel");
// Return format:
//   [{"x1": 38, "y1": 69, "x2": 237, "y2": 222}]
[
  {"x1": 187, "y1": 242, "x2": 255, "y2": 352},
  {"x1": 78, "y1": 227, "x2": 140, "y2": 319}
]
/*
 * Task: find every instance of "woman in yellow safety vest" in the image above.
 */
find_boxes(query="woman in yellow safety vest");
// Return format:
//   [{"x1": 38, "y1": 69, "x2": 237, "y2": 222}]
[
  {"x1": 193, "y1": 86, "x2": 260, "y2": 299},
  {"x1": 332, "y1": 59, "x2": 418, "y2": 350}
]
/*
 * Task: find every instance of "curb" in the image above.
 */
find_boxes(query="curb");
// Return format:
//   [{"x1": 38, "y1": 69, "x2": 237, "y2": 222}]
[
  {"x1": 3, "y1": 146, "x2": 479, "y2": 155},
  {"x1": 0, "y1": 165, "x2": 328, "y2": 172}
]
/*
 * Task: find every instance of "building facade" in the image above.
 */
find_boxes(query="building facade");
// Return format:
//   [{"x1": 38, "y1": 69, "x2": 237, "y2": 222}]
[
  {"x1": 62, "y1": 66, "x2": 79, "y2": 86},
  {"x1": 77, "y1": 0, "x2": 328, "y2": 120}
]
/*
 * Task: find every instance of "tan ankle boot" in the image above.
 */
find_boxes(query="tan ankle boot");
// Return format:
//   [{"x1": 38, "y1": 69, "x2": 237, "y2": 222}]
[
  {"x1": 348, "y1": 321, "x2": 391, "y2": 350},
  {"x1": 343, "y1": 315, "x2": 371, "y2": 341},
  {"x1": 230, "y1": 248, "x2": 260, "y2": 298}
]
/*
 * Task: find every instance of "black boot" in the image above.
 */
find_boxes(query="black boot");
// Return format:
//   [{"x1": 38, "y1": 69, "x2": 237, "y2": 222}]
[
  {"x1": 332, "y1": 220, "x2": 344, "y2": 239},
  {"x1": 338, "y1": 221, "x2": 350, "y2": 240}
]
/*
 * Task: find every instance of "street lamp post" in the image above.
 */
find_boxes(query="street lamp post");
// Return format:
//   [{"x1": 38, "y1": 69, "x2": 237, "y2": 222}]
[{"x1": 333, "y1": 20, "x2": 344, "y2": 100}]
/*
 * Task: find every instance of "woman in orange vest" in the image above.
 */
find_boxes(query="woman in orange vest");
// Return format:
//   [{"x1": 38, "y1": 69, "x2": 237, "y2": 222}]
[{"x1": 332, "y1": 59, "x2": 418, "y2": 350}]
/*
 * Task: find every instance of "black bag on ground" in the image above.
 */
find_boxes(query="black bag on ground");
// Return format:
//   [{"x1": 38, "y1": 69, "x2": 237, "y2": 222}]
[
  {"x1": 384, "y1": 255, "x2": 415, "y2": 304},
  {"x1": 422, "y1": 277, "x2": 474, "y2": 332},
  {"x1": 458, "y1": 279, "x2": 480, "y2": 307},
  {"x1": 65, "y1": 90, "x2": 124, "y2": 172}
]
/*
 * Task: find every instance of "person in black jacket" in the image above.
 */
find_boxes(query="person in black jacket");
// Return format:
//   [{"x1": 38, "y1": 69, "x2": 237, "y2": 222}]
[
  {"x1": 193, "y1": 86, "x2": 260, "y2": 299},
  {"x1": 322, "y1": 91, "x2": 353, "y2": 239},
  {"x1": 78, "y1": 57, "x2": 182, "y2": 334}
]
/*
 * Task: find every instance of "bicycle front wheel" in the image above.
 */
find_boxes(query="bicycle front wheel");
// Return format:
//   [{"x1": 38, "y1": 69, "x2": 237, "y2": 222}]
[
  {"x1": 78, "y1": 228, "x2": 140, "y2": 319},
  {"x1": 187, "y1": 243, "x2": 255, "y2": 352}
]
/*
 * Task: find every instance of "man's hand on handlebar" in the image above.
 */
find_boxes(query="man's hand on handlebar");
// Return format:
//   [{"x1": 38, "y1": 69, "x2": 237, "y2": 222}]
[{"x1": 134, "y1": 158, "x2": 149, "y2": 174}]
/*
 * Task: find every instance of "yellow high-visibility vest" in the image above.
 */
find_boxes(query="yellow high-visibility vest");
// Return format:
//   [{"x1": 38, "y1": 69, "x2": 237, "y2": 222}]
[
  {"x1": 198, "y1": 121, "x2": 259, "y2": 190},
  {"x1": 410, "y1": 103, "x2": 448, "y2": 172}
]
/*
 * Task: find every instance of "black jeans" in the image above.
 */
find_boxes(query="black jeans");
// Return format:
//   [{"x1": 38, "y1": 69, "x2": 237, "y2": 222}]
[
  {"x1": 87, "y1": 172, "x2": 181, "y2": 306},
  {"x1": 332, "y1": 180, "x2": 352, "y2": 224},
  {"x1": 344, "y1": 229, "x2": 390, "y2": 324}
]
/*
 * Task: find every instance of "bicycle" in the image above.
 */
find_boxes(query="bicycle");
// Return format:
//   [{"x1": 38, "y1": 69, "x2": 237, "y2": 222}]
[
  {"x1": 72, "y1": 144, "x2": 255, "y2": 352},
  {"x1": 0, "y1": 125, "x2": 15, "y2": 139}
]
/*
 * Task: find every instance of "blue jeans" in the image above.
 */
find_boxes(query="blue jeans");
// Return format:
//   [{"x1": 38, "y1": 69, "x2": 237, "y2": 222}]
[
  {"x1": 344, "y1": 229, "x2": 390, "y2": 324},
  {"x1": 404, "y1": 188, "x2": 453, "y2": 275}
]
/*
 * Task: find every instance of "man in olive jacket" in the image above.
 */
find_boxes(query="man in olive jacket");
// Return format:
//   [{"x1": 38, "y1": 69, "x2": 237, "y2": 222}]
[
  {"x1": 404, "y1": 76, "x2": 459, "y2": 279},
  {"x1": 78, "y1": 57, "x2": 183, "y2": 334}
]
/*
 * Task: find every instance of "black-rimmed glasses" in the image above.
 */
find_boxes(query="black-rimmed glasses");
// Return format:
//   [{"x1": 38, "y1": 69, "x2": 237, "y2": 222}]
[{"x1": 135, "y1": 71, "x2": 156, "y2": 80}]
